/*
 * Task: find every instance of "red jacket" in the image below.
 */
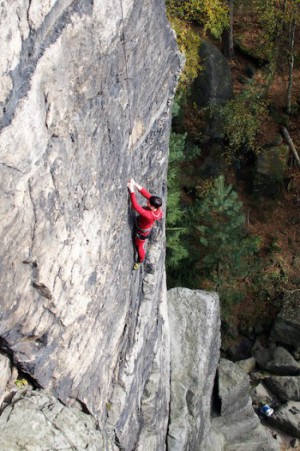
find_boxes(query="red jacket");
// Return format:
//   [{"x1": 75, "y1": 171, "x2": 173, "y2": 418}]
[{"x1": 130, "y1": 187, "x2": 163, "y2": 234}]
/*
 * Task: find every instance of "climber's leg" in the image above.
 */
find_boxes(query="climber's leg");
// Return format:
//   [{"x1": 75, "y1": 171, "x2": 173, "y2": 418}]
[{"x1": 134, "y1": 236, "x2": 146, "y2": 263}]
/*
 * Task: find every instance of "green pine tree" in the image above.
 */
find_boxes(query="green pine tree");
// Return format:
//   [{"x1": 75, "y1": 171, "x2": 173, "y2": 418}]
[
  {"x1": 194, "y1": 176, "x2": 261, "y2": 305},
  {"x1": 166, "y1": 133, "x2": 189, "y2": 272}
]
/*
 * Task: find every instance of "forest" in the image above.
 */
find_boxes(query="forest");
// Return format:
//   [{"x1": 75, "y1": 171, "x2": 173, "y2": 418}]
[{"x1": 165, "y1": 0, "x2": 300, "y2": 336}]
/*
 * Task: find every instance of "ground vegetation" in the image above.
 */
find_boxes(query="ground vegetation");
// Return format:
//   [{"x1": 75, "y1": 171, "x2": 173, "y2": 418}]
[{"x1": 166, "y1": 0, "x2": 300, "y2": 327}]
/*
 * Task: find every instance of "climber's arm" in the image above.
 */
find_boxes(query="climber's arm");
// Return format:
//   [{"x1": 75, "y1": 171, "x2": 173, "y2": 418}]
[
  {"x1": 132, "y1": 180, "x2": 151, "y2": 199},
  {"x1": 127, "y1": 180, "x2": 152, "y2": 217},
  {"x1": 129, "y1": 192, "x2": 152, "y2": 219}
]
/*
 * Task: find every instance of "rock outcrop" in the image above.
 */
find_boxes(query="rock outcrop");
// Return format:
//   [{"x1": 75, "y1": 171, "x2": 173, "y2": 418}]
[
  {"x1": 193, "y1": 40, "x2": 233, "y2": 109},
  {"x1": 264, "y1": 375, "x2": 300, "y2": 402},
  {"x1": 254, "y1": 144, "x2": 289, "y2": 196},
  {"x1": 167, "y1": 288, "x2": 221, "y2": 450},
  {"x1": 3, "y1": 2, "x2": 299, "y2": 450},
  {"x1": 270, "y1": 290, "x2": 300, "y2": 348},
  {"x1": 0, "y1": 389, "x2": 106, "y2": 450},
  {"x1": 254, "y1": 346, "x2": 300, "y2": 376},
  {"x1": 0, "y1": 0, "x2": 181, "y2": 447},
  {"x1": 247, "y1": 291, "x2": 300, "y2": 447},
  {"x1": 209, "y1": 359, "x2": 280, "y2": 451}
]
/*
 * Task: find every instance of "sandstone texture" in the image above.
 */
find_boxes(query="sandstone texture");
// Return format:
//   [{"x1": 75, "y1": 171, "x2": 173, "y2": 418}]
[
  {"x1": 264, "y1": 375, "x2": 300, "y2": 402},
  {"x1": 167, "y1": 288, "x2": 221, "y2": 450},
  {"x1": 254, "y1": 346, "x2": 300, "y2": 376},
  {"x1": 193, "y1": 40, "x2": 233, "y2": 108},
  {"x1": 0, "y1": 389, "x2": 106, "y2": 450},
  {"x1": 270, "y1": 290, "x2": 300, "y2": 348},
  {"x1": 3, "y1": 2, "x2": 297, "y2": 450},
  {"x1": 268, "y1": 402, "x2": 300, "y2": 439},
  {"x1": 0, "y1": 0, "x2": 181, "y2": 447}
]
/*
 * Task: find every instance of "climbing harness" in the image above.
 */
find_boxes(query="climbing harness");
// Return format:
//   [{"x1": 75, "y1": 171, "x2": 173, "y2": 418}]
[
  {"x1": 135, "y1": 223, "x2": 152, "y2": 234},
  {"x1": 135, "y1": 231, "x2": 149, "y2": 241}
]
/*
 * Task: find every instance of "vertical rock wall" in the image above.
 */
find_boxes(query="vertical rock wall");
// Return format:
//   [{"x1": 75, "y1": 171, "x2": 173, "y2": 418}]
[
  {"x1": 0, "y1": 0, "x2": 181, "y2": 445},
  {"x1": 167, "y1": 288, "x2": 221, "y2": 450}
]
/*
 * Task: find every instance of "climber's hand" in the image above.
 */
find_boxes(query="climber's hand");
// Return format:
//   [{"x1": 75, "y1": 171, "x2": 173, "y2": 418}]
[
  {"x1": 133, "y1": 180, "x2": 142, "y2": 190},
  {"x1": 127, "y1": 181, "x2": 135, "y2": 193}
]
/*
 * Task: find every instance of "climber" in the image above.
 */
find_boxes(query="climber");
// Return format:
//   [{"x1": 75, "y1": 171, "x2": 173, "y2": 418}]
[{"x1": 127, "y1": 178, "x2": 163, "y2": 270}]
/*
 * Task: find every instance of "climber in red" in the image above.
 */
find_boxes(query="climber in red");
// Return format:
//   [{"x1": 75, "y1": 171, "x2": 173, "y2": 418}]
[{"x1": 127, "y1": 178, "x2": 163, "y2": 270}]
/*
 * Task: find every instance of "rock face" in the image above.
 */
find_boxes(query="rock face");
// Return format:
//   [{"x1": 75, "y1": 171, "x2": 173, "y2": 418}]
[
  {"x1": 193, "y1": 40, "x2": 233, "y2": 109},
  {"x1": 0, "y1": 0, "x2": 181, "y2": 447},
  {"x1": 192, "y1": 40, "x2": 233, "y2": 140},
  {"x1": 254, "y1": 145, "x2": 289, "y2": 196},
  {"x1": 167, "y1": 288, "x2": 221, "y2": 450},
  {"x1": 0, "y1": 354, "x2": 12, "y2": 406},
  {"x1": 0, "y1": 390, "x2": 106, "y2": 450}
]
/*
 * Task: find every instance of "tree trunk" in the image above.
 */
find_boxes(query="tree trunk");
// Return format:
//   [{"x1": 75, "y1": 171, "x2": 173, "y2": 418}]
[
  {"x1": 281, "y1": 126, "x2": 300, "y2": 169},
  {"x1": 287, "y1": 16, "x2": 296, "y2": 115},
  {"x1": 222, "y1": 0, "x2": 234, "y2": 59}
]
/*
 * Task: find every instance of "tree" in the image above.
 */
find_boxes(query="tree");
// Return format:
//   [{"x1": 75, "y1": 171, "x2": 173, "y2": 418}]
[
  {"x1": 194, "y1": 176, "x2": 261, "y2": 292},
  {"x1": 166, "y1": 132, "x2": 189, "y2": 271},
  {"x1": 166, "y1": 0, "x2": 229, "y2": 37},
  {"x1": 219, "y1": 91, "x2": 266, "y2": 152},
  {"x1": 222, "y1": 0, "x2": 234, "y2": 59},
  {"x1": 286, "y1": 0, "x2": 299, "y2": 113},
  {"x1": 252, "y1": 0, "x2": 300, "y2": 104},
  {"x1": 166, "y1": 0, "x2": 230, "y2": 89}
]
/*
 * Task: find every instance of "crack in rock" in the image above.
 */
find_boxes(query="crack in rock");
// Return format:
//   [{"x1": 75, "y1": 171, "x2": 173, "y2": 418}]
[
  {"x1": 0, "y1": 162, "x2": 24, "y2": 173},
  {"x1": 32, "y1": 281, "x2": 53, "y2": 300},
  {"x1": 27, "y1": 179, "x2": 37, "y2": 255}
]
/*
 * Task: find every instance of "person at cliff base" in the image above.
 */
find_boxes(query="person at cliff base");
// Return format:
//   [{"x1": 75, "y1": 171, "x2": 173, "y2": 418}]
[{"x1": 127, "y1": 178, "x2": 163, "y2": 270}]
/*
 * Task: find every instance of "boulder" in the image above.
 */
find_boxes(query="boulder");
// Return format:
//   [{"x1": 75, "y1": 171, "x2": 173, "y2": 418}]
[
  {"x1": 264, "y1": 376, "x2": 300, "y2": 402},
  {"x1": 0, "y1": 354, "x2": 11, "y2": 405},
  {"x1": 209, "y1": 359, "x2": 280, "y2": 451},
  {"x1": 192, "y1": 40, "x2": 233, "y2": 139},
  {"x1": 0, "y1": 390, "x2": 108, "y2": 450},
  {"x1": 237, "y1": 357, "x2": 256, "y2": 374},
  {"x1": 251, "y1": 382, "x2": 275, "y2": 407},
  {"x1": 167, "y1": 288, "x2": 221, "y2": 450},
  {"x1": 270, "y1": 291, "x2": 300, "y2": 348},
  {"x1": 193, "y1": 41, "x2": 233, "y2": 108},
  {"x1": 254, "y1": 145, "x2": 289, "y2": 196},
  {"x1": 218, "y1": 359, "x2": 250, "y2": 417},
  {"x1": 254, "y1": 346, "x2": 300, "y2": 376},
  {"x1": 227, "y1": 335, "x2": 254, "y2": 362},
  {"x1": 267, "y1": 401, "x2": 300, "y2": 439},
  {"x1": 0, "y1": 354, "x2": 11, "y2": 393}
]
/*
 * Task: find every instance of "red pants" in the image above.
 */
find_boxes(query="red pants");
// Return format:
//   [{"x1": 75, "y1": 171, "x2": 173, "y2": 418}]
[{"x1": 134, "y1": 235, "x2": 149, "y2": 262}]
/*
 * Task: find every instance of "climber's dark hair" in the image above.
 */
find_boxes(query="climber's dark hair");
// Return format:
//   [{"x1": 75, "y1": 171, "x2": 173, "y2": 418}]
[{"x1": 149, "y1": 195, "x2": 162, "y2": 208}]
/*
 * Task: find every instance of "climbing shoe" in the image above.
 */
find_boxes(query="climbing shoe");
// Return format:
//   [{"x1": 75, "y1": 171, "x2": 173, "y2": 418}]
[{"x1": 133, "y1": 262, "x2": 140, "y2": 270}]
